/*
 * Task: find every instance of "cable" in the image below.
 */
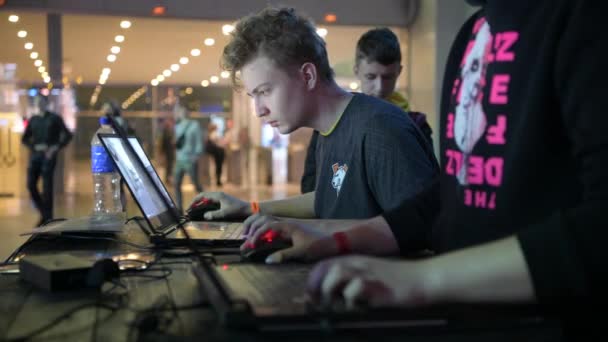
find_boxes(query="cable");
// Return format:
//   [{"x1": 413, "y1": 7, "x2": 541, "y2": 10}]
[
  {"x1": 6, "y1": 302, "x2": 120, "y2": 342},
  {"x1": 120, "y1": 268, "x2": 173, "y2": 280}
]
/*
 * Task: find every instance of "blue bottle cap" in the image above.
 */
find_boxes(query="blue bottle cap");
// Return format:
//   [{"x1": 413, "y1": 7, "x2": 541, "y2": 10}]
[{"x1": 99, "y1": 116, "x2": 110, "y2": 125}]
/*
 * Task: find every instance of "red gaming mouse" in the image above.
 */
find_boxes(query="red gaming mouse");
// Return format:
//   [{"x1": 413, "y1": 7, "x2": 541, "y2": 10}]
[
  {"x1": 186, "y1": 197, "x2": 220, "y2": 221},
  {"x1": 241, "y1": 230, "x2": 292, "y2": 262}
]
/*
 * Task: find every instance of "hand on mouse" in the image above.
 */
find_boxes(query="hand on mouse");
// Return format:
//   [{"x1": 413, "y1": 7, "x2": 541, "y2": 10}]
[
  {"x1": 242, "y1": 213, "x2": 282, "y2": 237},
  {"x1": 189, "y1": 192, "x2": 250, "y2": 220},
  {"x1": 240, "y1": 221, "x2": 338, "y2": 264},
  {"x1": 307, "y1": 256, "x2": 435, "y2": 310}
]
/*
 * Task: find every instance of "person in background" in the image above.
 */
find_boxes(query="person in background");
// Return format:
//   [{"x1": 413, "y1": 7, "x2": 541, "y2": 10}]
[
  {"x1": 21, "y1": 94, "x2": 72, "y2": 226},
  {"x1": 301, "y1": 27, "x2": 434, "y2": 193},
  {"x1": 159, "y1": 116, "x2": 175, "y2": 185},
  {"x1": 206, "y1": 123, "x2": 226, "y2": 187},
  {"x1": 173, "y1": 104, "x2": 204, "y2": 211}
]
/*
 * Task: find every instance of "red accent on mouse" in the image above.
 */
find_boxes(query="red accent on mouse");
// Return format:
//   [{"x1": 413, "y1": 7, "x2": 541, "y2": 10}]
[
  {"x1": 241, "y1": 230, "x2": 292, "y2": 262},
  {"x1": 186, "y1": 197, "x2": 220, "y2": 221}
]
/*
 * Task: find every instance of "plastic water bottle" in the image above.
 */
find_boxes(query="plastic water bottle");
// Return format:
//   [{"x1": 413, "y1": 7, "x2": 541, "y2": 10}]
[{"x1": 91, "y1": 117, "x2": 123, "y2": 217}]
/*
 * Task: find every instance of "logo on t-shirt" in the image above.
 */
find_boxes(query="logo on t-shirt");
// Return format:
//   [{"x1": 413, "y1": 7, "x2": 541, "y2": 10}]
[
  {"x1": 331, "y1": 163, "x2": 348, "y2": 196},
  {"x1": 444, "y1": 17, "x2": 519, "y2": 210}
]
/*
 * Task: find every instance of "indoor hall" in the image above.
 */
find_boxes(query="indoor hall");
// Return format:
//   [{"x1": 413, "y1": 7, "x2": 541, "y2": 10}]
[{"x1": 0, "y1": 0, "x2": 448, "y2": 260}]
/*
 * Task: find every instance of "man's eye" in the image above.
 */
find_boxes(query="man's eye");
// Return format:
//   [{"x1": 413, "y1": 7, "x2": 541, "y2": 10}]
[{"x1": 366, "y1": 75, "x2": 376, "y2": 80}]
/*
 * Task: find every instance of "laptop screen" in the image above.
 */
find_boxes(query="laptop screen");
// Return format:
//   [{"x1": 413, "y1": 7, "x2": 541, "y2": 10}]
[{"x1": 98, "y1": 134, "x2": 178, "y2": 231}]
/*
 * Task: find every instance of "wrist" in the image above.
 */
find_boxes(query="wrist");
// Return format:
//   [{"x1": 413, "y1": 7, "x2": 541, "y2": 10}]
[
  {"x1": 249, "y1": 201, "x2": 260, "y2": 215},
  {"x1": 417, "y1": 259, "x2": 445, "y2": 306},
  {"x1": 332, "y1": 231, "x2": 352, "y2": 255}
]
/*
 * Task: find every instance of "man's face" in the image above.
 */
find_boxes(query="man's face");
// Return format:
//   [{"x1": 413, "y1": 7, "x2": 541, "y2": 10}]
[
  {"x1": 34, "y1": 96, "x2": 48, "y2": 114},
  {"x1": 354, "y1": 59, "x2": 402, "y2": 99},
  {"x1": 242, "y1": 55, "x2": 309, "y2": 134}
]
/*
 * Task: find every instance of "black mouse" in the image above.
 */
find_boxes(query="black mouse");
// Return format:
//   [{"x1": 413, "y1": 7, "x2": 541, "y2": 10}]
[
  {"x1": 186, "y1": 197, "x2": 220, "y2": 221},
  {"x1": 241, "y1": 230, "x2": 292, "y2": 262}
]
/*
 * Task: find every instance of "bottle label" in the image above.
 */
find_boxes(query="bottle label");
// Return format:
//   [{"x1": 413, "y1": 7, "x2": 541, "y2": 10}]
[{"x1": 91, "y1": 145, "x2": 115, "y2": 173}]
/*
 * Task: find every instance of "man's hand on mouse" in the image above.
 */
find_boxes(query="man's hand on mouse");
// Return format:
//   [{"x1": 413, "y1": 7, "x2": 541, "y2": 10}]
[
  {"x1": 188, "y1": 192, "x2": 250, "y2": 220},
  {"x1": 306, "y1": 256, "x2": 435, "y2": 310},
  {"x1": 240, "y1": 220, "x2": 339, "y2": 264},
  {"x1": 242, "y1": 213, "x2": 282, "y2": 236}
]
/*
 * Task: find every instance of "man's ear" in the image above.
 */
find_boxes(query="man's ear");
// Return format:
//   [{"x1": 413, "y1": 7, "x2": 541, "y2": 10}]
[{"x1": 300, "y1": 62, "x2": 318, "y2": 90}]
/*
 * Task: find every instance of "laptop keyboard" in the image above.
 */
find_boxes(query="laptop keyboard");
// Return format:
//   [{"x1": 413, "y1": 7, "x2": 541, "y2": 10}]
[
  {"x1": 218, "y1": 223, "x2": 244, "y2": 239},
  {"x1": 220, "y1": 264, "x2": 311, "y2": 306}
]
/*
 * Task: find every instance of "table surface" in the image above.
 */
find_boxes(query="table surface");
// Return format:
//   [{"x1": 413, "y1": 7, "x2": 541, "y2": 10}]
[{"x1": 0, "y1": 220, "x2": 564, "y2": 342}]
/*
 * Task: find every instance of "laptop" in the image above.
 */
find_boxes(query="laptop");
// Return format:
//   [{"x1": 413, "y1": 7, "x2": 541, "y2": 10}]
[
  {"x1": 97, "y1": 133, "x2": 245, "y2": 246},
  {"x1": 194, "y1": 259, "x2": 557, "y2": 335}
]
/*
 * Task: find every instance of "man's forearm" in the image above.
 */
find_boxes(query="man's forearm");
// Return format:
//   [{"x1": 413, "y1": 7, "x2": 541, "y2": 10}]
[
  {"x1": 281, "y1": 218, "x2": 362, "y2": 233},
  {"x1": 282, "y1": 215, "x2": 400, "y2": 256},
  {"x1": 259, "y1": 191, "x2": 316, "y2": 218},
  {"x1": 427, "y1": 236, "x2": 536, "y2": 304}
]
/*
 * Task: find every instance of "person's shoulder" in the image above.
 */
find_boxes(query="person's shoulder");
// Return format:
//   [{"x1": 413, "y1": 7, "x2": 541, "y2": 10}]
[
  {"x1": 386, "y1": 92, "x2": 410, "y2": 111},
  {"x1": 48, "y1": 111, "x2": 65, "y2": 121},
  {"x1": 348, "y1": 93, "x2": 400, "y2": 115}
]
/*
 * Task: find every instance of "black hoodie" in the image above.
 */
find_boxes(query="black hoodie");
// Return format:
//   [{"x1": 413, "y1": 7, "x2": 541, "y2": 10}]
[{"x1": 383, "y1": 0, "x2": 608, "y2": 317}]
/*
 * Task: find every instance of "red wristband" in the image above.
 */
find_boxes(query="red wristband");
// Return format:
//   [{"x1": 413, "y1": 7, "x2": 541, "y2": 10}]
[
  {"x1": 250, "y1": 201, "x2": 260, "y2": 214},
  {"x1": 333, "y1": 232, "x2": 351, "y2": 255}
]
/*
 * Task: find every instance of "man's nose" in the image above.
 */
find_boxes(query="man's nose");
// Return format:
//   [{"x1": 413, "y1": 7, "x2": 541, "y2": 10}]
[{"x1": 255, "y1": 99, "x2": 268, "y2": 117}]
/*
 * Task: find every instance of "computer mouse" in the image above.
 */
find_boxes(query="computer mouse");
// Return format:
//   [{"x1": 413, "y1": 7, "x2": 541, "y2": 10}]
[
  {"x1": 186, "y1": 197, "x2": 220, "y2": 221},
  {"x1": 241, "y1": 230, "x2": 292, "y2": 263}
]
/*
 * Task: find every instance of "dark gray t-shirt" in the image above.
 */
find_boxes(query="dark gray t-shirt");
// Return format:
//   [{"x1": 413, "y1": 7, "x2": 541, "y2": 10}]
[{"x1": 314, "y1": 93, "x2": 438, "y2": 219}]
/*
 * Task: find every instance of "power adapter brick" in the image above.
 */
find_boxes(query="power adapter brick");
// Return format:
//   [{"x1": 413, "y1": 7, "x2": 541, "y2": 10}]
[{"x1": 19, "y1": 253, "x2": 96, "y2": 292}]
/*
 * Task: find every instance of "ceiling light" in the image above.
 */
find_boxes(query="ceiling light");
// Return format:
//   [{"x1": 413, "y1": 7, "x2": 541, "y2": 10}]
[
  {"x1": 201, "y1": 80, "x2": 209, "y2": 87},
  {"x1": 210, "y1": 76, "x2": 219, "y2": 83},
  {"x1": 220, "y1": 71, "x2": 230, "y2": 79},
  {"x1": 190, "y1": 48, "x2": 201, "y2": 57},
  {"x1": 34, "y1": 59, "x2": 42, "y2": 67},
  {"x1": 152, "y1": 6, "x2": 167, "y2": 16},
  {"x1": 99, "y1": 79, "x2": 106, "y2": 85},
  {"x1": 43, "y1": 77, "x2": 51, "y2": 83},
  {"x1": 17, "y1": 30, "x2": 27, "y2": 38},
  {"x1": 170, "y1": 64, "x2": 180, "y2": 72},
  {"x1": 38, "y1": 66, "x2": 45, "y2": 73},
  {"x1": 185, "y1": 87, "x2": 193, "y2": 94},
  {"x1": 316, "y1": 28, "x2": 328, "y2": 38},
  {"x1": 204, "y1": 38, "x2": 215, "y2": 46},
  {"x1": 102, "y1": 67, "x2": 111, "y2": 75},
  {"x1": 24, "y1": 42, "x2": 33, "y2": 50},
  {"x1": 110, "y1": 46, "x2": 121, "y2": 54},
  {"x1": 29, "y1": 52, "x2": 38, "y2": 59},
  {"x1": 324, "y1": 13, "x2": 337, "y2": 23},
  {"x1": 114, "y1": 35, "x2": 125, "y2": 43},
  {"x1": 163, "y1": 69, "x2": 172, "y2": 77},
  {"x1": 42, "y1": 72, "x2": 48, "y2": 78},
  {"x1": 8, "y1": 15, "x2": 19, "y2": 23},
  {"x1": 107, "y1": 54, "x2": 117, "y2": 62},
  {"x1": 179, "y1": 57, "x2": 189, "y2": 65},
  {"x1": 222, "y1": 24, "x2": 234, "y2": 35},
  {"x1": 349, "y1": 82, "x2": 359, "y2": 90},
  {"x1": 151, "y1": 79, "x2": 159, "y2": 86},
  {"x1": 156, "y1": 75, "x2": 165, "y2": 82},
  {"x1": 120, "y1": 20, "x2": 131, "y2": 29}
]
